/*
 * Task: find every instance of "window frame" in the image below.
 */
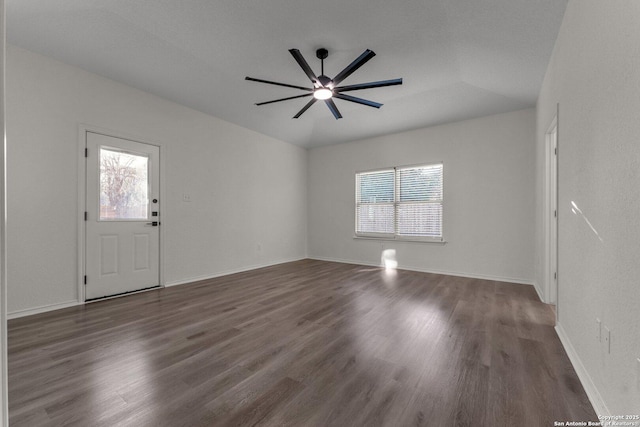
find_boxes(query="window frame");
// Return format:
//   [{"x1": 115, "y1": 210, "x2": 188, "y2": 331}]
[{"x1": 355, "y1": 162, "x2": 444, "y2": 243}]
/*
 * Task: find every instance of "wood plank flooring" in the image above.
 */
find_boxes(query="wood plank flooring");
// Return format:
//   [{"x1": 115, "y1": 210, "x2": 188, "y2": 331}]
[{"x1": 9, "y1": 259, "x2": 597, "y2": 426}]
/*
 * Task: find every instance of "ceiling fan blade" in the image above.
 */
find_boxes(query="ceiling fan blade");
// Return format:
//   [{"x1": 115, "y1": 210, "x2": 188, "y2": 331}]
[
  {"x1": 289, "y1": 49, "x2": 319, "y2": 86},
  {"x1": 334, "y1": 93, "x2": 382, "y2": 109},
  {"x1": 325, "y1": 99, "x2": 343, "y2": 119},
  {"x1": 255, "y1": 93, "x2": 313, "y2": 106},
  {"x1": 331, "y1": 50, "x2": 376, "y2": 86},
  {"x1": 245, "y1": 76, "x2": 312, "y2": 92},
  {"x1": 335, "y1": 78, "x2": 403, "y2": 93},
  {"x1": 293, "y1": 98, "x2": 317, "y2": 119}
]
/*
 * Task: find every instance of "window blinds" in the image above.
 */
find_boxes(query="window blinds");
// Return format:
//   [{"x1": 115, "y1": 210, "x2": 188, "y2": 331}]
[
  {"x1": 396, "y1": 164, "x2": 443, "y2": 238},
  {"x1": 356, "y1": 163, "x2": 443, "y2": 240},
  {"x1": 356, "y1": 169, "x2": 395, "y2": 235}
]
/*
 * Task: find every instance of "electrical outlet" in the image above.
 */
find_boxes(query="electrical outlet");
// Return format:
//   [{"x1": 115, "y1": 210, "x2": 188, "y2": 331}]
[
  {"x1": 603, "y1": 326, "x2": 611, "y2": 354},
  {"x1": 596, "y1": 318, "x2": 601, "y2": 342},
  {"x1": 182, "y1": 193, "x2": 191, "y2": 202}
]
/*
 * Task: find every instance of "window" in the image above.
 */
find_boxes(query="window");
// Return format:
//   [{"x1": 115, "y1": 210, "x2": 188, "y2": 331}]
[
  {"x1": 99, "y1": 147, "x2": 150, "y2": 220},
  {"x1": 355, "y1": 163, "x2": 443, "y2": 241}
]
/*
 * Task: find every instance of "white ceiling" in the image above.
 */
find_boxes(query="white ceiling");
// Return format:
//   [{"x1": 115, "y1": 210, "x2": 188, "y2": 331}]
[{"x1": 7, "y1": 0, "x2": 567, "y2": 148}]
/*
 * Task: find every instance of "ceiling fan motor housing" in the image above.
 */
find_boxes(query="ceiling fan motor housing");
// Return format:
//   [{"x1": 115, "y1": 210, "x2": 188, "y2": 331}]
[{"x1": 317, "y1": 75, "x2": 332, "y2": 87}]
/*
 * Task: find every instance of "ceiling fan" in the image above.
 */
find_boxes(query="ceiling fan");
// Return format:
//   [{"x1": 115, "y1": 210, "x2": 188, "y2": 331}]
[{"x1": 245, "y1": 48, "x2": 403, "y2": 119}]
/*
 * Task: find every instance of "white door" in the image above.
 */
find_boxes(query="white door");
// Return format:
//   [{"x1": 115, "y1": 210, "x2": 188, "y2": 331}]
[{"x1": 85, "y1": 132, "x2": 160, "y2": 300}]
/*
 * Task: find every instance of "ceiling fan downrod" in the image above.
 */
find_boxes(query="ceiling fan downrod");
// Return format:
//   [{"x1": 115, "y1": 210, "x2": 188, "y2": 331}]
[{"x1": 316, "y1": 48, "x2": 328, "y2": 80}]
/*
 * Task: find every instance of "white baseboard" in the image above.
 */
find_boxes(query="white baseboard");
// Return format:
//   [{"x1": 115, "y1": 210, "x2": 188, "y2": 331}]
[
  {"x1": 555, "y1": 323, "x2": 609, "y2": 417},
  {"x1": 532, "y1": 281, "x2": 545, "y2": 302},
  {"x1": 309, "y1": 256, "x2": 534, "y2": 286},
  {"x1": 8, "y1": 300, "x2": 80, "y2": 320},
  {"x1": 9, "y1": 258, "x2": 307, "y2": 318},
  {"x1": 164, "y1": 257, "x2": 307, "y2": 287}
]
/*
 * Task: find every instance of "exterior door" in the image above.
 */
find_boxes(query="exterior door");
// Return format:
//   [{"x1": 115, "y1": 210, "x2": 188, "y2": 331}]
[{"x1": 85, "y1": 132, "x2": 160, "y2": 300}]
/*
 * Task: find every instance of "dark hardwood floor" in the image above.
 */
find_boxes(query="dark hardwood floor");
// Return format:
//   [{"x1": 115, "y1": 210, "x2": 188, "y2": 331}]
[{"x1": 9, "y1": 259, "x2": 597, "y2": 426}]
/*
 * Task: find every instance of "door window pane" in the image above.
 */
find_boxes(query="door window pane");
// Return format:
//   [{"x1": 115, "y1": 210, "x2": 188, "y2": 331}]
[{"x1": 100, "y1": 148, "x2": 149, "y2": 220}]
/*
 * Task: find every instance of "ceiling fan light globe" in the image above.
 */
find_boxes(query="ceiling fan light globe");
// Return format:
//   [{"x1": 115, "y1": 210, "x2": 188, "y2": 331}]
[{"x1": 314, "y1": 88, "x2": 333, "y2": 100}]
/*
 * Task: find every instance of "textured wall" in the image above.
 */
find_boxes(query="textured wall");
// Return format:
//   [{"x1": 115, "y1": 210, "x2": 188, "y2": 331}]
[
  {"x1": 6, "y1": 45, "x2": 307, "y2": 315},
  {"x1": 536, "y1": 0, "x2": 640, "y2": 413},
  {"x1": 308, "y1": 108, "x2": 536, "y2": 284}
]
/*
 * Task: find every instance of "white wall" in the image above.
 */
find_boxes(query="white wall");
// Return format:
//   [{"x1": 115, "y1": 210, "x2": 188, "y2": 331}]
[
  {"x1": 536, "y1": 0, "x2": 640, "y2": 414},
  {"x1": 308, "y1": 108, "x2": 536, "y2": 284},
  {"x1": 6, "y1": 45, "x2": 307, "y2": 316}
]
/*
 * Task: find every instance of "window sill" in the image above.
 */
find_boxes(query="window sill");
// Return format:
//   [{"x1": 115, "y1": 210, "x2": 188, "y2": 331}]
[{"x1": 353, "y1": 236, "x2": 447, "y2": 244}]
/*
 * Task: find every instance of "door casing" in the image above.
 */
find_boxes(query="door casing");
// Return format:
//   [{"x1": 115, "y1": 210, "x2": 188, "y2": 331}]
[
  {"x1": 545, "y1": 116, "x2": 558, "y2": 306},
  {"x1": 543, "y1": 108, "x2": 559, "y2": 320}
]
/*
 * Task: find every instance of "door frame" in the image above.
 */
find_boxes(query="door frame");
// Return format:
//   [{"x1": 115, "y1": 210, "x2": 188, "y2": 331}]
[
  {"x1": 543, "y1": 110, "x2": 559, "y2": 310},
  {"x1": 77, "y1": 124, "x2": 165, "y2": 302}
]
